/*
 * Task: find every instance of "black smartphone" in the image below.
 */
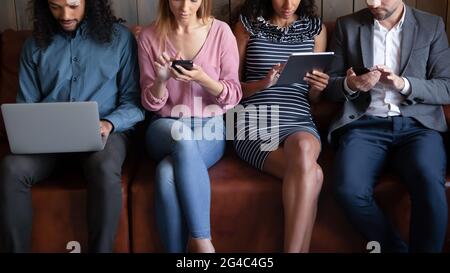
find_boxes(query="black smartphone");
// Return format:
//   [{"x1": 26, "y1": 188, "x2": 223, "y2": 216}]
[
  {"x1": 353, "y1": 67, "x2": 371, "y2": 76},
  {"x1": 172, "y1": 60, "x2": 194, "y2": 73}
]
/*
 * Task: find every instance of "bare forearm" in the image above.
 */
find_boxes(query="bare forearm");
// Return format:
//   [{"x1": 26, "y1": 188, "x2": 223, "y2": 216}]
[{"x1": 241, "y1": 80, "x2": 268, "y2": 98}]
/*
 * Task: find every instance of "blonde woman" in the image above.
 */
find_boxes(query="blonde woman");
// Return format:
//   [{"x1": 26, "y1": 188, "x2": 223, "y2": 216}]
[{"x1": 137, "y1": 0, "x2": 242, "y2": 253}]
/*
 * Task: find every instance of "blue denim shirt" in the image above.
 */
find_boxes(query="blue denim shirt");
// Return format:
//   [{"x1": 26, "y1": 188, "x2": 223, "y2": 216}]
[{"x1": 17, "y1": 22, "x2": 145, "y2": 132}]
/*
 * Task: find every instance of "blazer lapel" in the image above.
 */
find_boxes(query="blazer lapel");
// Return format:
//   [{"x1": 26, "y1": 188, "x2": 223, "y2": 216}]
[
  {"x1": 400, "y1": 6, "x2": 417, "y2": 75},
  {"x1": 359, "y1": 14, "x2": 374, "y2": 68}
]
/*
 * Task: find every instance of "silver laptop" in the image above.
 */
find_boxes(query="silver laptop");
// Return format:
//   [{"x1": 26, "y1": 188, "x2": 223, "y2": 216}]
[{"x1": 1, "y1": 102, "x2": 107, "y2": 154}]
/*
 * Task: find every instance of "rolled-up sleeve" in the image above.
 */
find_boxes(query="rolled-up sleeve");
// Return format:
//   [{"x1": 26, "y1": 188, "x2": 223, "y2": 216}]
[
  {"x1": 216, "y1": 25, "x2": 242, "y2": 109},
  {"x1": 137, "y1": 31, "x2": 169, "y2": 111}
]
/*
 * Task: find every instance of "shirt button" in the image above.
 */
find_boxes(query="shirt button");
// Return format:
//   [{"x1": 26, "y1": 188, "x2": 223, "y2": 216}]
[{"x1": 73, "y1": 77, "x2": 78, "y2": 82}]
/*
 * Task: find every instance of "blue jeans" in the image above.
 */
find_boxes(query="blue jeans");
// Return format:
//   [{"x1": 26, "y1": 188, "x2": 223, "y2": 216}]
[
  {"x1": 145, "y1": 116, "x2": 226, "y2": 253},
  {"x1": 333, "y1": 116, "x2": 448, "y2": 253}
]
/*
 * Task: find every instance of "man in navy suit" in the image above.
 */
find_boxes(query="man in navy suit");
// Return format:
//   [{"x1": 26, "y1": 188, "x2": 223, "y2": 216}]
[{"x1": 325, "y1": 0, "x2": 450, "y2": 252}]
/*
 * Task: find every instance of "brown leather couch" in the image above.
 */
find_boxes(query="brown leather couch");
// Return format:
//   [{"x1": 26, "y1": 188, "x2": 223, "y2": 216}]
[{"x1": 1, "y1": 22, "x2": 449, "y2": 253}]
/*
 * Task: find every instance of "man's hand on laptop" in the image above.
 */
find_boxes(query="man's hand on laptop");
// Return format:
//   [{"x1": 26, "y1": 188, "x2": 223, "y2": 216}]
[{"x1": 100, "y1": 120, "x2": 113, "y2": 138}]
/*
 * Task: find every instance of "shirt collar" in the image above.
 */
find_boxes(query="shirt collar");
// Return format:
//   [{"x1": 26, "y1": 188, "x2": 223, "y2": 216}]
[{"x1": 374, "y1": 3, "x2": 406, "y2": 32}]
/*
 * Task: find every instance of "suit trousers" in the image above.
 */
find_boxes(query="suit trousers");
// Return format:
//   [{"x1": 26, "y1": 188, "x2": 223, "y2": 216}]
[{"x1": 333, "y1": 115, "x2": 448, "y2": 253}]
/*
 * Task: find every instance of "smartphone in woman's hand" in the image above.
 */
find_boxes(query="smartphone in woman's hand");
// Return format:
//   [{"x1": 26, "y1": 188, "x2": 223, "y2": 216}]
[{"x1": 172, "y1": 60, "x2": 194, "y2": 74}]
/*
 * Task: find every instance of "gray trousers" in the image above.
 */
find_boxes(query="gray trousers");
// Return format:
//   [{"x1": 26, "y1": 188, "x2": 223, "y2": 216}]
[{"x1": 0, "y1": 132, "x2": 129, "y2": 253}]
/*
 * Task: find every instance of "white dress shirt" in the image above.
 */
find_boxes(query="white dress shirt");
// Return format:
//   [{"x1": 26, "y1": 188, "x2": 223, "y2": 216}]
[{"x1": 344, "y1": 4, "x2": 411, "y2": 117}]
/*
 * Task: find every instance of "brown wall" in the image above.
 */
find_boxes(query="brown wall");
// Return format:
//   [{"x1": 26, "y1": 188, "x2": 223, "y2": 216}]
[{"x1": 1, "y1": 0, "x2": 450, "y2": 42}]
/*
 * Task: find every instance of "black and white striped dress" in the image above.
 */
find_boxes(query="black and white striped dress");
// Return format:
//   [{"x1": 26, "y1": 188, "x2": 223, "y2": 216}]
[{"x1": 233, "y1": 15, "x2": 322, "y2": 170}]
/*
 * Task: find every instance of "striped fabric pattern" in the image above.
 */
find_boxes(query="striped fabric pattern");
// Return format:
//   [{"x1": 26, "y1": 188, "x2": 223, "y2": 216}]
[{"x1": 233, "y1": 15, "x2": 322, "y2": 170}]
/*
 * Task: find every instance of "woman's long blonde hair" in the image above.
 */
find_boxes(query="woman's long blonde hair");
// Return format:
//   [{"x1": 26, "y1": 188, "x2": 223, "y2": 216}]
[{"x1": 154, "y1": 0, "x2": 212, "y2": 46}]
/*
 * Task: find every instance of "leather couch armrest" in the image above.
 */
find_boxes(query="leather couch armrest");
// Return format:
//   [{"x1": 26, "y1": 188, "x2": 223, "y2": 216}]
[{"x1": 444, "y1": 105, "x2": 450, "y2": 126}]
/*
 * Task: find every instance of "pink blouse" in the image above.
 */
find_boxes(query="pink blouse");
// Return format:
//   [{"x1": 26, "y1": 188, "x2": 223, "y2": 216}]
[{"x1": 137, "y1": 19, "x2": 242, "y2": 118}]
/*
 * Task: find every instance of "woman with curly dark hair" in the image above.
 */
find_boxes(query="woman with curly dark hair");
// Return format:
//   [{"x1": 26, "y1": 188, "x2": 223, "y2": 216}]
[
  {"x1": 0, "y1": 0, "x2": 144, "y2": 253},
  {"x1": 233, "y1": 0, "x2": 329, "y2": 252}
]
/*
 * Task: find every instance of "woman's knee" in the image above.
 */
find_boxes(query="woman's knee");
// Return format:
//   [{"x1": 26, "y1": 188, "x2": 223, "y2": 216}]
[
  {"x1": 172, "y1": 139, "x2": 199, "y2": 159},
  {"x1": 284, "y1": 133, "x2": 320, "y2": 172},
  {"x1": 315, "y1": 164, "x2": 324, "y2": 188},
  {"x1": 145, "y1": 118, "x2": 183, "y2": 157}
]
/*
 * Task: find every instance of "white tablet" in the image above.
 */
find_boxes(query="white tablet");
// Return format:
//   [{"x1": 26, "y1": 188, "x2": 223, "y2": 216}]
[{"x1": 277, "y1": 52, "x2": 334, "y2": 85}]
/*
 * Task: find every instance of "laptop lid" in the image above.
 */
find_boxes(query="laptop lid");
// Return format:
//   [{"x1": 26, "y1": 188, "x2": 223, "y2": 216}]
[{"x1": 1, "y1": 101, "x2": 106, "y2": 154}]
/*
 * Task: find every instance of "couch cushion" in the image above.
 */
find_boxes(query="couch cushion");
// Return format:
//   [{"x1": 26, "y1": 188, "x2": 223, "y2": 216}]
[
  {"x1": 444, "y1": 105, "x2": 450, "y2": 126},
  {"x1": 324, "y1": 21, "x2": 336, "y2": 44},
  {"x1": 312, "y1": 102, "x2": 341, "y2": 142},
  {"x1": 0, "y1": 30, "x2": 32, "y2": 140}
]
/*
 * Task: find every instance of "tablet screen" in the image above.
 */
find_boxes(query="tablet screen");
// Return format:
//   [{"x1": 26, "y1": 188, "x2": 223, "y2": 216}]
[{"x1": 277, "y1": 52, "x2": 334, "y2": 86}]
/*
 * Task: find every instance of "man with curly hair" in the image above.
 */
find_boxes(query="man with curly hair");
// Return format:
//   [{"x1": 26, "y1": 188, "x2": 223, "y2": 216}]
[{"x1": 0, "y1": 0, "x2": 145, "y2": 253}]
